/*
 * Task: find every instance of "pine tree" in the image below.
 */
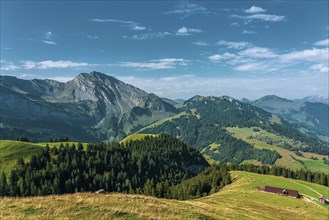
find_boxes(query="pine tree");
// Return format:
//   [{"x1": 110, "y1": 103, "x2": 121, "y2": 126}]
[
  {"x1": 9, "y1": 171, "x2": 19, "y2": 196},
  {"x1": 0, "y1": 171, "x2": 8, "y2": 196},
  {"x1": 143, "y1": 179, "x2": 155, "y2": 196}
]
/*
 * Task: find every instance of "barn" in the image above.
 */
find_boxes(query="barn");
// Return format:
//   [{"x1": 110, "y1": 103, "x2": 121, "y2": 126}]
[{"x1": 257, "y1": 186, "x2": 300, "y2": 198}]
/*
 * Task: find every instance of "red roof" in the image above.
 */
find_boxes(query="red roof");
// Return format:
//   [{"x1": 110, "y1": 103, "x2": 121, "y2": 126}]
[{"x1": 263, "y1": 186, "x2": 300, "y2": 198}]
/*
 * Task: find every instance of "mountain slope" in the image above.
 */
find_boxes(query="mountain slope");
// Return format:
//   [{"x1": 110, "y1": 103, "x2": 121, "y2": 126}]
[
  {"x1": 138, "y1": 95, "x2": 328, "y2": 165},
  {"x1": 252, "y1": 95, "x2": 329, "y2": 137},
  {"x1": 0, "y1": 72, "x2": 177, "y2": 142},
  {"x1": 1, "y1": 171, "x2": 328, "y2": 220}
]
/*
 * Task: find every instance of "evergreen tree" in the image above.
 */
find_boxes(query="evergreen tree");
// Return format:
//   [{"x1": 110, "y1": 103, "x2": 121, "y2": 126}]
[{"x1": 0, "y1": 172, "x2": 8, "y2": 196}]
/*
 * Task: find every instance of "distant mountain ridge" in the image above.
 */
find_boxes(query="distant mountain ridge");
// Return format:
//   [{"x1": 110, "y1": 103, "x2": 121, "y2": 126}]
[
  {"x1": 296, "y1": 95, "x2": 329, "y2": 104},
  {"x1": 249, "y1": 95, "x2": 329, "y2": 137},
  {"x1": 0, "y1": 71, "x2": 177, "y2": 141},
  {"x1": 139, "y1": 95, "x2": 328, "y2": 164}
]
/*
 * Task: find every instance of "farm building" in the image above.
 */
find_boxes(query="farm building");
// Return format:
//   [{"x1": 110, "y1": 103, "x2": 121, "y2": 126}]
[
  {"x1": 319, "y1": 196, "x2": 328, "y2": 204},
  {"x1": 257, "y1": 186, "x2": 300, "y2": 198}
]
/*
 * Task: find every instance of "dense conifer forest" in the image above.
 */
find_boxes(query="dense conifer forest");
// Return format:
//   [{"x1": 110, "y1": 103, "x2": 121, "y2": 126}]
[
  {"x1": 0, "y1": 135, "x2": 327, "y2": 200},
  {"x1": 0, "y1": 135, "x2": 231, "y2": 199}
]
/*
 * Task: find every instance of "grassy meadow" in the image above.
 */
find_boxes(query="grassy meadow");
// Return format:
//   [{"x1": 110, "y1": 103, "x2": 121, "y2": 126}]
[{"x1": 0, "y1": 171, "x2": 328, "y2": 219}]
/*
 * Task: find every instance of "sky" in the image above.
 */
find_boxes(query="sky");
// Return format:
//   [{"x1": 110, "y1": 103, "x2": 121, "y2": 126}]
[{"x1": 0, "y1": 0, "x2": 328, "y2": 100}]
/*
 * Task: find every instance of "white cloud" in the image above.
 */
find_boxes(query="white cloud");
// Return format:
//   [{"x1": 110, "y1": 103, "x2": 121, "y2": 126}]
[
  {"x1": 176, "y1": 26, "x2": 203, "y2": 36},
  {"x1": 192, "y1": 41, "x2": 209, "y2": 46},
  {"x1": 232, "y1": 13, "x2": 285, "y2": 22},
  {"x1": 314, "y1": 39, "x2": 329, "y2": 47},
  {"x1": 208, "y1": 54, "x2": 222, "y2": 61},
  {"x1": 116, "y1": 74, "x2": 328, "y2": 100},
  {"x1": 43, "y1": 40, "x2": 57, "y2": 45},
  {"x1": 164, "y1": 1, "x2": 208, "y2": 18},
  {"x1": 45, "y1": 31, "x2": 52, "y2": 39},
  {"x1": 21, "y1": 60, "x2": 89, "y2": 69},
  {"x1": 91, "y1": 18, "x2": 134, "y2": 24},
  {"x1": 280, "y1": 48, "x2": 328, "y2": 63},
  {"x1": 242, "y1": 29, "x2": 256, "y2": 34},
  {"x1": 239, "y1": 47, "x2": 278, "y2": 58},
  {"x1": 310, "y1": 64, "x2": 329, "y2": 73},
  {"x1": 86, "y1": 35, "x2": 99, "y2": 40},
  {"x1": 246, "y1": 14, "x2": 285, "y2": 22},
  {"x1": 222, "y1": 52, "x2": 238, "y2": 59},
  {"x1": 123, "y1": 32, "x2": 172, "y2": 40},
  {"x1": 207, "y1": 43, "x2": 328, "y2": 75},
  {"x1": 43, "y1": 31, "x2": 57, "y2": 45},
  {"x1": 234, "y1": 62, "x2": 268, "y2": 71},
  {"x1": 177, "y1": 27, "x2": 188, "y2": 34},
  {"x1": 0, "y1": 60, "x2": 20, "y2": 71},
  {"x1": 91, "y1": 18, "x2": 146, "y2": 31},
  {"x1": 217, "y1": 40, "x2": 251, "y2": 49},
  {"x1": 118, "y1": 58, "x2": 187, "y2": 70},
  {"x1": 133, "y1": 25, "x2": 146, "y2": 31},
  {"x1": 244, "y1": 6, "x2": 267, "y2": 14}
]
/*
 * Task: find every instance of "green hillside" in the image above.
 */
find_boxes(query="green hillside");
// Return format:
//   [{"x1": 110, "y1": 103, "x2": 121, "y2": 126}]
[
  {"x1": 1, "y1": 171, "x2": 328, "y2": 219},
  {"x1": 0, "y1": 140, "x2": 87, "y2": 175},
  {"x1": 0, "y1": 140, "x2": 42, "y2": 175},
  {"x1": 226, "y1": 127, "x2": 329, "y2": 174}
]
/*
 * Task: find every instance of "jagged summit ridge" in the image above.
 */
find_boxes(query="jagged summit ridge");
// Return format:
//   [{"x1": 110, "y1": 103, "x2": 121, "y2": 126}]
[{"x1": 0, "y1": 72, "x2": 177, "y2": 141}]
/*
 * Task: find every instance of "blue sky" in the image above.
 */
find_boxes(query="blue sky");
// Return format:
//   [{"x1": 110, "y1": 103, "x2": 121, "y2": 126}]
[{"x1": 1, "y1": 0, "x2": 328, "y2": 99}]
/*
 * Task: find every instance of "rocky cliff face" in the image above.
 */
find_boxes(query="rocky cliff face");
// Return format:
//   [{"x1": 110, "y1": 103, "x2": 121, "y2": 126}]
[{"x1": 0, "y1": 71, "x2": 177, "y2": 142}]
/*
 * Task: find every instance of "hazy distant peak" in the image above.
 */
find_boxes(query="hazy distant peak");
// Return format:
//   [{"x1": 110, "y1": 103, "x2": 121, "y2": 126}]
[
  {"x1": 255, "y1": 95, "x2": 293, "y2": 103},
  {"x1": 296, "y1": 95, "x2": 329, "y2": 104}
]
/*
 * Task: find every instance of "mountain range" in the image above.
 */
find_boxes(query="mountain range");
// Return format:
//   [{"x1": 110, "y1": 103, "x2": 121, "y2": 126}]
[{"x1": 1, "y1": 71, "x2": 329, "y2": 174}]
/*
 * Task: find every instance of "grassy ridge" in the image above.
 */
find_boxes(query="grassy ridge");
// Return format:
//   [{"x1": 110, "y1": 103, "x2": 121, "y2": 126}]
[
  {"x1": 119, "y1": 134, "x2": 158, "y2": 144},
  {"x1": 0, "y1": 171, "x2": 328, "y2": 219}
]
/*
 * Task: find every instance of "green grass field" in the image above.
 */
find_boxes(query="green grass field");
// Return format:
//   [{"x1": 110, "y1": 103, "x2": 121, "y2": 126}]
[
  {"x1": 226, "y1": 127, "x2": 329, "y2": 173},
  {"x1": 0, "y1": 171, "x2": 328, "y2": 220}
]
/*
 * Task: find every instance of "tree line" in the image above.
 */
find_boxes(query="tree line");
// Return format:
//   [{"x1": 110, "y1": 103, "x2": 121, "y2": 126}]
[{"x1": 228, "y1": 163, "x2": 329, "y2": 187}]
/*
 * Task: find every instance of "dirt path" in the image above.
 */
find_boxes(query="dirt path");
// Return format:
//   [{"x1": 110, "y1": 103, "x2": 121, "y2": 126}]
[
  {"x1": 302, "y1": 196, "x2": 323, "y2": 208},
  {"x1": 289, "y1": 179, "x2": 322, "y2": 196}
]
